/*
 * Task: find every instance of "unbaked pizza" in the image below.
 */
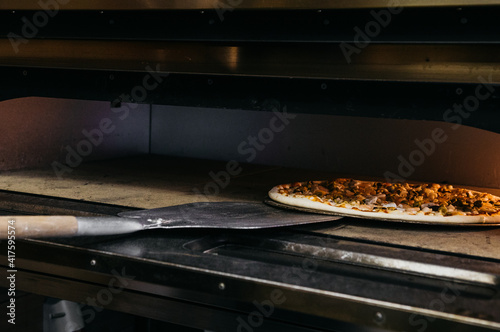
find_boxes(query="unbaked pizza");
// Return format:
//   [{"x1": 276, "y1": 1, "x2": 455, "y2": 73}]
[{"x1": 269, "y1": 178, "x2": 500, "y2": 224}]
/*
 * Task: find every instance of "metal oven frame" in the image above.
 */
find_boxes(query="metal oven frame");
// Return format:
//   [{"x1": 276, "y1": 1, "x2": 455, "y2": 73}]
[{"x1": 1, "y1": 2, "x2": 500, "y2": 331}]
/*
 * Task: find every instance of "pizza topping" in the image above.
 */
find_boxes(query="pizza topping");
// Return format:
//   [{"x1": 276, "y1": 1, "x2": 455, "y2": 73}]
[{"x1": 275, "y1": 179, "x2": 500, "y2": 217}]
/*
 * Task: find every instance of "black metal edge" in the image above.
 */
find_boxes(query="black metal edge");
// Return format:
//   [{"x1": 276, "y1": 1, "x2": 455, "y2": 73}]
[
  {"x1": 1, "y1": 7, "x2": 500, "y2": 43},
  {"x1": 1, "y1": 239, "x2": 499, "y2": 331},
  {"x1": 1, "y1": 0, "x2": 500, "y2": 11},
  {"x1": 0, "y1": 188, "x2": 138, "y2": 216}
]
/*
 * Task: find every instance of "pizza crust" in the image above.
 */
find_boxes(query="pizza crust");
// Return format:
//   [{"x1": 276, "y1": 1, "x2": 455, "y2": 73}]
[{"x1": 269, "y1": 186, "x2": 500, "y2": 225}]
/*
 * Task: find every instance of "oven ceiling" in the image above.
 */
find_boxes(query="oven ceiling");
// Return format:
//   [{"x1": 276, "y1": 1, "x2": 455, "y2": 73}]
[{"x1": 1, "y1": 0, "x2": 500, "y2": 10}]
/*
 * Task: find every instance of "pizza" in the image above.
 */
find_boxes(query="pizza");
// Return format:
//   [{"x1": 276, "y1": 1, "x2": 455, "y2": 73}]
[{"x1": 268, "y1": 178, "x2": 500, "y2": 224}]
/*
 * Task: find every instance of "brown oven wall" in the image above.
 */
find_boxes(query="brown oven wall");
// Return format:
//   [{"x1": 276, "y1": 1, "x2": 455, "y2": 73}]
[
  {"x1": 0, "y1": 97, "x2": 498, "y2": 191},
  {"x1": 0, "y1": 97, "x2": 150, "y2": 171},
  {"x1": 151, "y1": 105, "x2": 500, "y2": 189}
]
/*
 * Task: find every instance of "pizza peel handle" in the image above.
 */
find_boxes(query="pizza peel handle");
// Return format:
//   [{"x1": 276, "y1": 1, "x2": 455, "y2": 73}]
[
  {"x1": 0, "y1": 216, "x2": 79, "y2": 238},
  {"x1": 0, "y1": 215, "x2": 143, "y2": 239}
]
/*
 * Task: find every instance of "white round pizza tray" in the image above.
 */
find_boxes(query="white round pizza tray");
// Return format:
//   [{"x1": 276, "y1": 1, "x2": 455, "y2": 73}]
[{"x1": 264, "y1": 197, "x2": 500, "y2": 227}]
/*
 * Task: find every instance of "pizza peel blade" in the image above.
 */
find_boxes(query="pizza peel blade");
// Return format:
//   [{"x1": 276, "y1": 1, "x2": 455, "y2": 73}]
[{"x1": 0, "y1": 201, "x2": 340, "y2": 239}]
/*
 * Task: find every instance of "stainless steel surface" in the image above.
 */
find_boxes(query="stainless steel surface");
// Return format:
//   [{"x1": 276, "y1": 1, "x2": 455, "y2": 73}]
[
  {"x1": 1, "y1": 0, "x2": 499, "y2": 10},
  {"x1": 78, "y1": 202, "x2": 342, "y2": 235},
  {"x1": 43, "y1": 299, "x2": 85, "y2": 332},
  {"x1": 76, "y1": 216, "x2": 143, "y2": 236},
  {"x1": 117, "y1": 202, "x2": 339, "y2": 229},
  {"x1": 308, "y1": 219, "x2": 500, "y2": 261},
  {"x1": 1, "y1": 40, "x2": 500, "y2": 83},
  {"x1": 277, "y1": 240, "x2": 498, "y2": 286}
]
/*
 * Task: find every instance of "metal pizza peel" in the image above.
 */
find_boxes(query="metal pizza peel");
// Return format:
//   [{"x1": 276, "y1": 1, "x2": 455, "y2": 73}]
[{"x1": 0, "y1": 201, "x2": 340, "y2": 239}]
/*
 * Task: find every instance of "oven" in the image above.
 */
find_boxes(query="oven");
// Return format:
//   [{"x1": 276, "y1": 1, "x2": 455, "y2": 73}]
[{"x1": 0, "y1": 1, "x2": 499, "y2": 331}]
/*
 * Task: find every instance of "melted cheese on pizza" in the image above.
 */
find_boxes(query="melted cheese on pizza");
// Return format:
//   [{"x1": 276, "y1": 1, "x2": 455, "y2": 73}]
[{"x1": 276, "y1": 179, "x2": 500, "y2": 217}]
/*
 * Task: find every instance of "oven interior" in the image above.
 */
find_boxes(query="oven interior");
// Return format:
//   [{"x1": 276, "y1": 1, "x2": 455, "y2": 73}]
[{"x1": 0, "y1": 2, "x2": 500, "y2": 332}]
